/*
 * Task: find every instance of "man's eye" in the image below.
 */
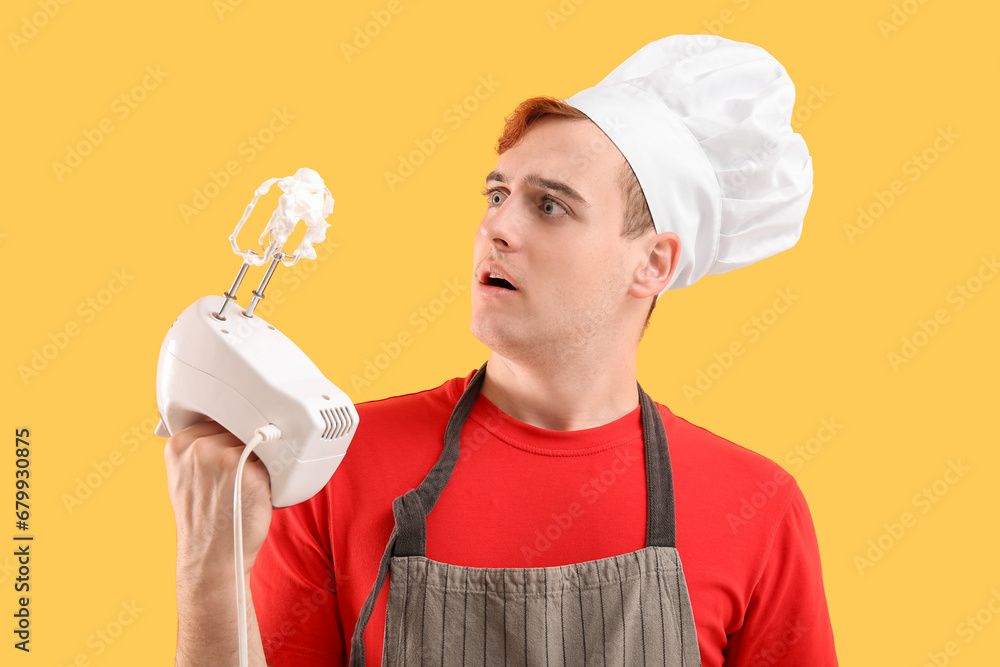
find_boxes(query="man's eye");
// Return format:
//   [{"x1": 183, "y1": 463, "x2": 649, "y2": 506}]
[
  {"x1": 484, "y1": 189, "x2": 507, "y2": 207},
  {"x1": 542, "y1": 197, "x2": 568, "y2": 216}
]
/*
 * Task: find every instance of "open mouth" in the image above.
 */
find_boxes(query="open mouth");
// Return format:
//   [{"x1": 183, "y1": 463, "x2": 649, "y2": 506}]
[
  {"x1": 482, "y1": 271, "x2": 517, "y2": 290},
  {"x1": 485, "y1": 273, "x2": 516, "y2": 290}
]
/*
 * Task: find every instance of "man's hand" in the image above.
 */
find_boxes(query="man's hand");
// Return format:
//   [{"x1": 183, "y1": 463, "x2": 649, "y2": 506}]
[
  {"x1": 164, "y1": 419, "x2": 273, "y2": 572},
  {"x1": 163, "y1": 419, "x2": 272, "y2": 666}
]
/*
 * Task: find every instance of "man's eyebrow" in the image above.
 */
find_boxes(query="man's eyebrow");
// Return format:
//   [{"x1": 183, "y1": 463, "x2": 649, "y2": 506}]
[{"x1": 485, "y1": 170, "x2": 590, "y2": 208}]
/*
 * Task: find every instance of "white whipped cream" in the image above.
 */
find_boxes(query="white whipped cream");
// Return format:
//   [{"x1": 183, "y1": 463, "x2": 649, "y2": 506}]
[{"x1": 229, "y1": 167, "x2": 334, "y2": 266}]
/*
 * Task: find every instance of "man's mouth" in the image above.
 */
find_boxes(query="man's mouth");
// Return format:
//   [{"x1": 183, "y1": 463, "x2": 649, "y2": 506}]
[
  {"x1": 479, "y1": 268, "x2": 517, "y2": 291},
  {"x1": 485, "y1": 273, "x2": 516, "y2": 290}
]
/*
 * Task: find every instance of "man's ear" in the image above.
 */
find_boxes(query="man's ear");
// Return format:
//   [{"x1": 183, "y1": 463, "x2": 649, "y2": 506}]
[{"x1": 629, "y1": 231, "x2": 681, "y2": 298}]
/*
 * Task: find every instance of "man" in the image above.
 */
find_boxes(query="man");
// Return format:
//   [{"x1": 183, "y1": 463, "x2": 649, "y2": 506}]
[{"x1": 165, "y1": 35, "x2": 837, "y2": 665}]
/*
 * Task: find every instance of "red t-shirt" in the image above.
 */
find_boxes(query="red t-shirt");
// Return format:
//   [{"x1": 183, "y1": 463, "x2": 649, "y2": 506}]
[{"x1": 251, "y1": 371, "x2": 837, "y2": 665}]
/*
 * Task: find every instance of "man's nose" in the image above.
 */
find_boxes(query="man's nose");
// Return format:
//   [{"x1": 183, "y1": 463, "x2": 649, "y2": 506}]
[{"x1": 478, "y1": 200, "x2": 522, "y2": 251}]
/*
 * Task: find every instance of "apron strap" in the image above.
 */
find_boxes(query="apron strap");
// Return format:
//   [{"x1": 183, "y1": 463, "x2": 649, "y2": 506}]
[
  {"x1": 348, "y1": 491, "x2": 423, "y2": 665},
  {"x1": 639, "y1": 382, "x2": 677, "y2": 548},
  {"x1": 349, "y1": 521, "x2": 396, "y2": 666}
]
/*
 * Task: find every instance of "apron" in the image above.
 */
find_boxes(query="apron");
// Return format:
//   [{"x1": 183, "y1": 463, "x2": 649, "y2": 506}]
[{"x1": 349, "y1": 364, "x2": 701, "y2": 666}]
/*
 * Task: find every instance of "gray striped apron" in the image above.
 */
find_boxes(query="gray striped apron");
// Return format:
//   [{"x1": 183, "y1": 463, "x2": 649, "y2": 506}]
[{"x1": 349, "y1": 364, "x2": 701, "y2": 666}]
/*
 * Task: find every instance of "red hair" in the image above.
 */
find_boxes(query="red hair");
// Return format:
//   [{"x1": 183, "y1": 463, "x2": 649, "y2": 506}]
[{"x1": 495, "y1": 96, "x2": 590, "y2": 155}]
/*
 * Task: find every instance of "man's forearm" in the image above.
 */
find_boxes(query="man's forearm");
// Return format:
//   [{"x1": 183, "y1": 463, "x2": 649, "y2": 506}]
[{"x1": 175, "y1": 564, "x2": 267, "y2": 667}]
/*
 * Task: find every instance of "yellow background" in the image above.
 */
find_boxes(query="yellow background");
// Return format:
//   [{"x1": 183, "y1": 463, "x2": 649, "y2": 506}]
[{"x1": 2, "y1": 0, "x2": 998, "y2": 664}]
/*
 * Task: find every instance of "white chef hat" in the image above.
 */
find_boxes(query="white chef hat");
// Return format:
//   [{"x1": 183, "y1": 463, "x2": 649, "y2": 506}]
[{"x1": 564, "y1": 34, "x2": 813, "y2": 293}]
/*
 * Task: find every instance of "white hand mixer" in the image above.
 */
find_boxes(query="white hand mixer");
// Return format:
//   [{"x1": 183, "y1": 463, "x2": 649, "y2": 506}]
[{"x1": 154, "y1": 168, "x2": 358, "y2": 665}]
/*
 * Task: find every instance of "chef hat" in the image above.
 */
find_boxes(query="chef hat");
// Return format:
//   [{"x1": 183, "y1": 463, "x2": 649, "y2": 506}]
[{"x1": 564, "y1": 34, "x2": 813, "y2": 293}]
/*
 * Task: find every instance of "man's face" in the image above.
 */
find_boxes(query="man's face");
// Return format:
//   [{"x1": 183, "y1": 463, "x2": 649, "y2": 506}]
[{"x1": 470, "y1": 115, "x2": 647, "y2": 362}]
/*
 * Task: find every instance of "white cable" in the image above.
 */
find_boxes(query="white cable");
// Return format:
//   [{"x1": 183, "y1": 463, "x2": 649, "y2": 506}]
[{"x1": 234, "y1": 424, "x2": 282, "y2": 667}]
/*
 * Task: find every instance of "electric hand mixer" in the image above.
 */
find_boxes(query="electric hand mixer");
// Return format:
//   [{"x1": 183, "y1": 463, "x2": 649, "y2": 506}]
[
  {"x1": 154, "y1": 168, "x2": 358, "y2": 665},
  {"x1": 155, "y1": 167, "x2": 358, "y2": 506}
]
